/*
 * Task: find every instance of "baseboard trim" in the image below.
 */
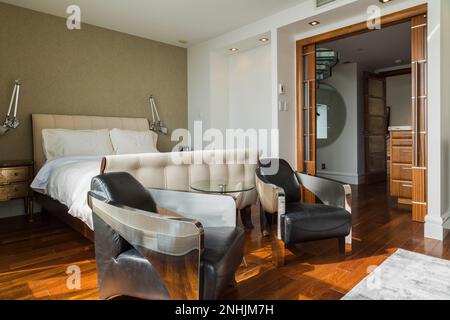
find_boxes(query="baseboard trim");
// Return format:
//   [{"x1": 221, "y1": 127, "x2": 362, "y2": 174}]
[
  {"x1": 425, "y1": 211, "x2": 450, "y2": 241},
  {"x1": 443, "y1": 212, "x2": 450, "y2": 237},
  {"x1": 317, "y1": 171, "x2": 365, "y2": 185},
  {"x1": 0, "y1": 199, "x2": 40, "y2": 219}
]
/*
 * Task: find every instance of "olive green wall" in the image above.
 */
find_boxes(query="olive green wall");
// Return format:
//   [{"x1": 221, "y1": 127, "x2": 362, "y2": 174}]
[{"x1": 0, "y1": 2, "x2": 187, "y2": 162}]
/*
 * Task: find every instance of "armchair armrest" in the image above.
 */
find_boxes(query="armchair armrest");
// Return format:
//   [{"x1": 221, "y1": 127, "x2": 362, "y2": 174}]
[
  {"x1": 295, "y1": 173, "x2": 352, "y2": 214},
  {"x1": 295, "y1": 173, "x2": 352, "y2": 248},
  {"x1": 255, "y1": 174, "x2": 285, "y2": 214},
  {"x1": 256, "y1": 174, "x2": 286, "y2": 239},
  {"x1": 147, "y1": 188, "x2": 237, "y2": 228},
  {"x1": 88, "y1": 191, "x2": 204, "y2": 300}
]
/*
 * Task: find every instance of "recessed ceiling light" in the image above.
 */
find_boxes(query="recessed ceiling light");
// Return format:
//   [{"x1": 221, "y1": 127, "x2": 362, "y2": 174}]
[
  {"x1": 309, "y1": 21, "x2": 320, "y2": 26},
  {"x1": 229, "y1": 48, "x2": 239, "y2": 52},
  {"x1": 379, "y1": 0, "x2": 392, "y2": 3},
  {"x1": 259, "y1": 38, "x2": 270, "y2": 42}
]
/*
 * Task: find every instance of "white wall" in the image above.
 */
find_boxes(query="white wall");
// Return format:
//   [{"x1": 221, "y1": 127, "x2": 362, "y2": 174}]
[
  {"x1": 229, "y1": 45, "x2": 272, "y2": 131},
  {"x1": 442, "y1": 0, "x2": 450, "y2": 233},
  {"x1": 426, "y1": 0, "x2": 450, "y2": 240},
  {"x1": 228, "y1": 44, "x2": 274, "y2": 156},
  {"x1": 276, "y1": 30, "x2": 297, "y2": 166},
  {"x1": 188, "y1": 45, "x2": 212, "y2": 130},
  {"x1": 210, "y1": 52, "x2": 230, "y2": 132},
  {"x1": 187, "y1": 0, "x2": 364, "y2": 155},
  {"x1": 386, "y1": 74, "x2": 412, "y2": 126},
  {"x1": 317, "y1": 63, "x2": 363, "y2": 184}
]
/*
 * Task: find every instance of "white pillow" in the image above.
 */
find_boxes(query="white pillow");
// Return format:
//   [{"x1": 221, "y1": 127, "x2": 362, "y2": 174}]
[
  {"x1": 42, "y1": 129, "x2": 114, "y2": 161},
  {"x1": 110, "y1": 129, "x2": 159, "y2": 155}
]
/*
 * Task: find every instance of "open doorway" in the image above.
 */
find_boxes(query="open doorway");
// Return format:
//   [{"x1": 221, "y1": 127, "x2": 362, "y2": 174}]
[
  {"x1": 297, "y1": 6, "x2": 428, "y2": 222},
  {"x1": 315, "y1": 21, "x2": 413, "y2": 211}
]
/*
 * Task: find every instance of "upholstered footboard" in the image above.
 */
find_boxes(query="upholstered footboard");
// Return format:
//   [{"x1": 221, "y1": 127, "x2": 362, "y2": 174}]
[{"x1": 101, "y1": 149, "x2": 259, "y2": 214}]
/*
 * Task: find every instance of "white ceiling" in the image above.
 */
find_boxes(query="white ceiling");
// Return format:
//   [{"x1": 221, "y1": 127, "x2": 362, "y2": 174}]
[
  {"x1": 320, "y1": 21, "x2": 411, "y2": 71},
  {"x1": 282, "y1": 0, "x2": 391, "y2": 35},
  {"x1": 1, "y1": 0, "x2": 307, "y2": 47}
]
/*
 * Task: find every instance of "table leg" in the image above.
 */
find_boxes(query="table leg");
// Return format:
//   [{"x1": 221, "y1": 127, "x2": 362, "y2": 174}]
[
  {"x1": 25, "y1": 197, "x2": 34, "y2": 222},
  {"x1": 239, "y1": 206, "x2": 254, "y2": 229}
]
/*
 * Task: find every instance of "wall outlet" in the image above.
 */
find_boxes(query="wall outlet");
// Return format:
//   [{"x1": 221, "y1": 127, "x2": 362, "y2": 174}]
[{"x1": 322, "y1": 163, "x2": 326, "y2": 170}]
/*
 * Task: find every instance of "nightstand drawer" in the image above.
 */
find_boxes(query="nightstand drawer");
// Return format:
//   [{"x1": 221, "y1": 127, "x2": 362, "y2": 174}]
[
  {"x1": 0, "y1": 186, "x2": 7, "y2": 201},
  {"x1": 0, "y1": 167, "x2": 31, "y2": 184},
  {"x1": 0, "y1": 183, "x2": 31, "y2": 201}
]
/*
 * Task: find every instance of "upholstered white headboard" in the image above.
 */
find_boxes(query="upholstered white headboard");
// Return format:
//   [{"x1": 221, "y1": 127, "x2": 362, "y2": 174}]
[{"x1": 32, "y1": 114, "x2": 150, "y2": 172}]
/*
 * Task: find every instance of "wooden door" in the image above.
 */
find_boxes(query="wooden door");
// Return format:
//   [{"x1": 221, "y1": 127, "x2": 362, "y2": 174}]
[
  {"x1": 411, "y1": 14, "x2": 428, "y2": 222},
  {"x1": 297, "y1": 44, "x2": 317, "y2": 202},
  {"x1": 364, "y1": 74, "x2": 387, "y2": 184}
]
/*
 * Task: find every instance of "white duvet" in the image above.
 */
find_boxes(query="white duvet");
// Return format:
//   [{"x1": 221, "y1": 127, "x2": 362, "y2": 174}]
[{"x1": 31, "y1": 156, "x2": 103, "y2": 230}]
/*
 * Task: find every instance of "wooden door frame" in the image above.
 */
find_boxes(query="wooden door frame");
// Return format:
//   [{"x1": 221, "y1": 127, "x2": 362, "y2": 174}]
[{"x1": 296, "y1": 4, "x2": 427, "y2": 172}]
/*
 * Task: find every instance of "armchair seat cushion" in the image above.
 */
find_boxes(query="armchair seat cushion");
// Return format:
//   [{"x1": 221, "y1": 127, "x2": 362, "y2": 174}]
[
  {"x1": 281, "y1": 203, "x2": 351, "y2": 245},
  {"x1": 202, "y1": 227, "x2": 245, "y2": 300}
]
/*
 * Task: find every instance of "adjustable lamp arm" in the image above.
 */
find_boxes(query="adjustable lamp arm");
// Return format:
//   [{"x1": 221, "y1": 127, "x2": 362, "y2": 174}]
[
  {"x1": 149, "y1": 95, "x2": 168, "y2": 135},
  {"x1": 1, "y1": 80, "x2": 21, "y2": 136}
]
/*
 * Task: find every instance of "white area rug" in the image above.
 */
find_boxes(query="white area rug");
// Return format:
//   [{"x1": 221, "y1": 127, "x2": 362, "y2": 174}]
[{"x1": 343, "y1": 249, "x2": 450, "y2": 300}]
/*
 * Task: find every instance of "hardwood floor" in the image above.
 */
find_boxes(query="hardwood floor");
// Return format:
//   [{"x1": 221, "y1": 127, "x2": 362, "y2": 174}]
[{"x1": 0, "y1": 182, "x2": 448, "y2": 300}]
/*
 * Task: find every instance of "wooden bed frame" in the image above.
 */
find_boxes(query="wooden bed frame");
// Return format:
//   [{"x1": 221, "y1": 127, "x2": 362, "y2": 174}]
[
  {"x1": 32, "y1": 114, "x2": 150, "y2": 242},
  {"x1": 36, "y1": 193, "x2": 95, "y2": 241}
]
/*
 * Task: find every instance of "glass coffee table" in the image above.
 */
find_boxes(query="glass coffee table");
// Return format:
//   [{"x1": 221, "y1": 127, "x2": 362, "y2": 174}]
[
  {"x1": 190, "y1": 180, "x2": 255, "y2": 194},
  {"x1": 190, "y1": 179, "x2": 256, "y2": 230},
  {"x1": 191, "y1": 179, "x2": 255, "y2": 267}
]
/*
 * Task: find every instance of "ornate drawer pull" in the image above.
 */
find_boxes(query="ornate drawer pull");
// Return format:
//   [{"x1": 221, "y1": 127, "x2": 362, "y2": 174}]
[{"x1": 402, "y1": 184, "x2": 413, "y2": 188}]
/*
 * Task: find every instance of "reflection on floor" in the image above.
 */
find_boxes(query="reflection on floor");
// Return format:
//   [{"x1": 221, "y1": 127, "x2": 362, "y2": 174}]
[{"x1": 0, "y1": 182, "x2": 448, "y2": 300}]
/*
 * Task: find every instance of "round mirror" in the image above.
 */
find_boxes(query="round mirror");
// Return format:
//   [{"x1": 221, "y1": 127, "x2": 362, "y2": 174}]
[{"x1": 316, "y1": 83, "x2": 347, "y2": 148}]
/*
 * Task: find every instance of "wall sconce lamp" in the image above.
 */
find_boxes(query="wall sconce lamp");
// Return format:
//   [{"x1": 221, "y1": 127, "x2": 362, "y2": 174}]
[
  {"x1": 1, "y1": 80, "x2": 21, "y2": 136},
  {"x1": 149, "y1": 95, "x2": 168, "y2": 135}
]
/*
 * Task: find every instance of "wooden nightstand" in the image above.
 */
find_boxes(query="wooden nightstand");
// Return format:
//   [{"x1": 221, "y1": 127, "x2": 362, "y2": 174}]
[{"x1": 0, "y1": 160, "x2": 34, "y2": 222}]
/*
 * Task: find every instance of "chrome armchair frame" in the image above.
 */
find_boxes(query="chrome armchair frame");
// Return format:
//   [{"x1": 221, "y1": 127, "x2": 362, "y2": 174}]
[
  {"x1": 88, "y1": 187, "x2": 237, "y2": 300},
  {"x1": 256, "y1": 170, "x2": 352, "y2": 267}
]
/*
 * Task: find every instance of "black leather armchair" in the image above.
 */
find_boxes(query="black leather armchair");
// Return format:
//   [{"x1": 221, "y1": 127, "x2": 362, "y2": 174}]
[
  {"x1": 89, "y1": 172, "x2": 245, "y2": 300},
  {"x1": 256, "y1": 159, "x2": 352, "y2": 266}
]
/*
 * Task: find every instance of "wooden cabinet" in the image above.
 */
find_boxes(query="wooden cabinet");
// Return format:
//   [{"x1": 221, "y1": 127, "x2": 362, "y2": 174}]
[
  {"x1": 0, "y1": 161, "x2": 34, "y2": 221},
  {"x1": 390, "y1": 131, "x2": 412, "y2": 205},
  {"x1": 391, "y1": 147, "x2": 412, "y2": 164}
]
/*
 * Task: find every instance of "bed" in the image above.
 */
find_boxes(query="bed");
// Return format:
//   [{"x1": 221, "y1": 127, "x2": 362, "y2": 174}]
[
  {"x1": 31, "y1": 114, "x2": 259, "y2": 241},
  {"x1": 31, "y1": 114, "x2": 151, "y2": 241}
]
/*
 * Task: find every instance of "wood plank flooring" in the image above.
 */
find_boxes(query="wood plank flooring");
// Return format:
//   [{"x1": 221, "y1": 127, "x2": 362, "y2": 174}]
[{"x1": 0, "y1": 182, "x2": 449, "y2": 300}]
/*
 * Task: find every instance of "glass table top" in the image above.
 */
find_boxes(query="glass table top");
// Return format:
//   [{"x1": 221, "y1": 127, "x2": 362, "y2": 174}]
[{"x1": 190, "y1": 180, "x2": 255, "y2": 194}]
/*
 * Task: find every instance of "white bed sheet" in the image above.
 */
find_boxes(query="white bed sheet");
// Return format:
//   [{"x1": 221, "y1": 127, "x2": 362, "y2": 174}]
[{"x1": 31, "y1": 156, "x2": 103, "y2": 230}]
